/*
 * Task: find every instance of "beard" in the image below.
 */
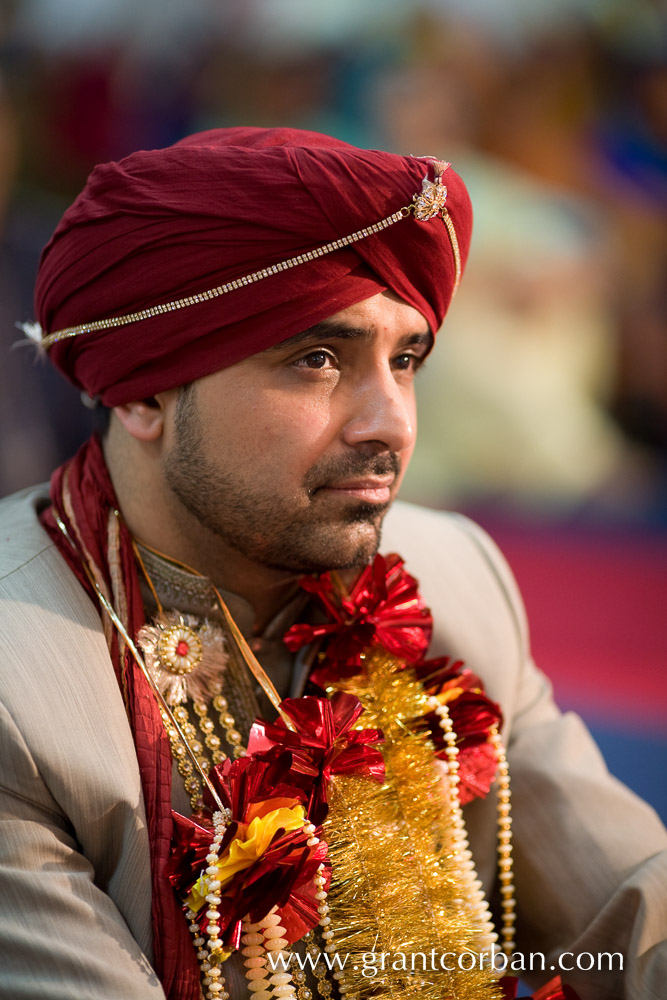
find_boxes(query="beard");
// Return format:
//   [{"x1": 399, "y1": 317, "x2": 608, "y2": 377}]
[{"x1": 163, "y1": 388, "x2": 400, "y2": 575}]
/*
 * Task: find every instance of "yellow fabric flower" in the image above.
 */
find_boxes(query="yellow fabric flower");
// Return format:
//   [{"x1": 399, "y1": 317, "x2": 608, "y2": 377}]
[
  {"x1": 186, "y1": 803, "x2": 306, "y2": 911},
  {"x1": 437, "y1": 684, "x2": 483, "y2": 706},
  {"x1": 438, "y1": 685, "x2": 465, "y2": 705}
]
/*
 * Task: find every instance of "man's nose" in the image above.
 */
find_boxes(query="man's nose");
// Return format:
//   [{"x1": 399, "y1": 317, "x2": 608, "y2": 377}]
[{"x1": 341, "y1": 370, "x2": 415, "y2": 454}]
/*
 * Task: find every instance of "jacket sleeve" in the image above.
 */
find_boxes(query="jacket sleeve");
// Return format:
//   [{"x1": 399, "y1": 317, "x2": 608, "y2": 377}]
[
  {"x1": 457, "y1": 516, "x2": 667, "y2": 1000},
  {"x1": 0, "y1": 508, "x2": 167, "y2": 1000},
  {"x1": 0, "y1": 699, "x2": 167, "y2": 1000}
]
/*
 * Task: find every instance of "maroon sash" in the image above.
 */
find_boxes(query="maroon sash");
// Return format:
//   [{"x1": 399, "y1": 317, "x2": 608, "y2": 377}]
[{"x1": 41, "y1": 434, "x2": 201, "y2": 1000}]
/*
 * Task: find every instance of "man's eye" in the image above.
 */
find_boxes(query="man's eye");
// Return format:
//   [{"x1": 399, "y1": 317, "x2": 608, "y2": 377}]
[
  {"x1": 296, "y1": 350, "x2": 334, "y2": 369},
  {"x1": 394, "y1": 353, "x2": 423, "y2": 372}
]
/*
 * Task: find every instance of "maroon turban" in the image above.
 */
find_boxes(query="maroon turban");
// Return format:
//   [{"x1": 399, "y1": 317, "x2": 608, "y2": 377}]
[{"x1": 34, "y1": 127, "x2": 472, "y2": 406}]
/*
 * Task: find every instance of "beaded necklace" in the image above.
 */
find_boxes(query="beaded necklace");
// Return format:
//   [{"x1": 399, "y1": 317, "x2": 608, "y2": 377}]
[{"x1": 133, "y1": 541, "x2": 247, "y2": 811}]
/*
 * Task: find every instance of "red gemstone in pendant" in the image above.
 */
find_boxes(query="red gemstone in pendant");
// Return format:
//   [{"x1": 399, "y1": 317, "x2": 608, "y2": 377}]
[{"x1": 176, "y1": 640, "x2": 190, "y2": 657}]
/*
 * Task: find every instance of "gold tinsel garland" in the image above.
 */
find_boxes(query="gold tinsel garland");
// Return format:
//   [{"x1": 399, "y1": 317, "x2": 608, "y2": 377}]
[{"x1": 323, "y1": 647, "x2": 503, "y2": 1000}]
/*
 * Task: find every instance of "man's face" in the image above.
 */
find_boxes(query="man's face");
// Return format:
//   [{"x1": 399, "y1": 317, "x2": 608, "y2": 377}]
[{"x1": 163, "y1": 290, "x2": 431, "y2": 575}]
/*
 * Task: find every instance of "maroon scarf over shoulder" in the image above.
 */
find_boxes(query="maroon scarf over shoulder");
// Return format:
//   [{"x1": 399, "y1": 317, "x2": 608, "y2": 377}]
[{"x1": 40, "y1": 435, "x2": 201, "y2": 1000}]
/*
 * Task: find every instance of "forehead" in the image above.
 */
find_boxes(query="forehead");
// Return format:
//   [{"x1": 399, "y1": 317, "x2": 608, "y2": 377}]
[{"x1": 264, "y1": 290, "x2": 433, "y2": 354}]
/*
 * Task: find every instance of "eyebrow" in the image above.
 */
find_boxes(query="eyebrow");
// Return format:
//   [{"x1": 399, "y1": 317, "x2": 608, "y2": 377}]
[{"x1": 267, "y1": 319, "x2": 434, "y2": 353}]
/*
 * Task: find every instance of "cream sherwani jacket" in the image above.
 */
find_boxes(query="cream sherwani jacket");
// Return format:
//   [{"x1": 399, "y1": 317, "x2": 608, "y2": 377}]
[{"x1": 1, "y1": 486, "x2": 666, "y2": 1000}]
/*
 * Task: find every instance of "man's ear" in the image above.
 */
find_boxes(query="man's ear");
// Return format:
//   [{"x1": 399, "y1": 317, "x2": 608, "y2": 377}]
[{"x1": 112, "y1": 397, "x2": 165, "y2": 442}]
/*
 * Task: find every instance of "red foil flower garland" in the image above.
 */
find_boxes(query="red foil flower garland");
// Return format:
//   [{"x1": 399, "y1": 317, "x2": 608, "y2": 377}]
[
  {"x1": 168, "y1": 693, "x2": 385, "y2": 945},
  {"x1": 167, "y1": 748, "x2": 325, "y2": 947},
  {"x1": 500, "y1": 973, "x2": 580, "y2": 999},
  {"x1": 284, "y1": 553, "x2": 432, "y2": 685},
  {"x1": 415, "y1": 657, "x2": 503, "y2": 804},
  {"x1": 285, "y1": 553, "x2": 502, "y2": 806},
  {"x1": 247, "y1": 691, "x2": 385, "y2": 823}
]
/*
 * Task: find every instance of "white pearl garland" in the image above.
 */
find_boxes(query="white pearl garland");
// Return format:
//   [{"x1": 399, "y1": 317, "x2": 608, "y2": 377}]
[
  {"x1": 489, "y1": 728, "x2": 516, "y2": 957},
  {"x1": 187, "y1": 808, "x2": 232, "y2": 1000},
  {"x1": 303, "y1": 825, "x2": 345, "y2": 999},
  {"x1": 427, "y1": 696, "x2": 499, "y2": 955}
]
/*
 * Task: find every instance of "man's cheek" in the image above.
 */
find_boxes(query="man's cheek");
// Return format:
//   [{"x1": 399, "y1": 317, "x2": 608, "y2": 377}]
[{"x1": 394, "y1": 443, "x2": 416, "y2": 488}]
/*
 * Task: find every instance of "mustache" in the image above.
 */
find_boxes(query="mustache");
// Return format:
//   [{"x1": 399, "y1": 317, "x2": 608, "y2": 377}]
[{"x1": 304, "y1": 452, "x2": 400, "y2": 495}]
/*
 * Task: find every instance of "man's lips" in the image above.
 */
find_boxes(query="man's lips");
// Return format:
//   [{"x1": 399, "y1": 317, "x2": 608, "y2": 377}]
[{"x1": 317, "y1": 476, "x2": 395, "y2": 504}]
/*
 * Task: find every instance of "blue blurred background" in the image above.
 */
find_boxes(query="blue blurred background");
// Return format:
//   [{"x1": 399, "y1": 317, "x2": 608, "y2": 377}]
[{"x1": 0, "y1": 0, "x2": 665, "y2": 821}]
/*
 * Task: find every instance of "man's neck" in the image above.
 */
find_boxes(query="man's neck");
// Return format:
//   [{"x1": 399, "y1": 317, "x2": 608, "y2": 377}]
[{"x1": 104, "y1": 430, "x2": 301, "y2": 632}]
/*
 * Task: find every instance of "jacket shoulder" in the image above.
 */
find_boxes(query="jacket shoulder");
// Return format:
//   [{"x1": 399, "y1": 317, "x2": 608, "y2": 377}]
[
  {"x1": 0, "y1": 484, "x2": 112, "y2": 709},
  {"x1": 383, "y1": 500, "x2": 528, "y2": 641},
  {"x1": 0, "y1": 485, "x2": 54, "y2": 581},
  {"x1": 381, "y1": 500, "x2": 530, "y2": 707}
]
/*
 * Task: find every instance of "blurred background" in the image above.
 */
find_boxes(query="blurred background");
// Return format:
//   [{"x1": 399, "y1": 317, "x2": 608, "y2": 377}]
[{"x1": 0, "y1": 0, "x2": 665, "y2": 819}]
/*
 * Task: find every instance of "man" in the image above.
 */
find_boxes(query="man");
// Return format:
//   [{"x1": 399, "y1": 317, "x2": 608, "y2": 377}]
[{"x1": 0, "y1": 128, "x2": 665, "y2": 1000}]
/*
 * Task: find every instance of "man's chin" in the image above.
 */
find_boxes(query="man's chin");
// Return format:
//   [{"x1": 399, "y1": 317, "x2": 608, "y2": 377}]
[
  {"x1": 255, "y1": 509, "x2": 385, "y2": 576},
  {"x1": 341, "y1": 499, "x2": 391, "y2": 526},
  {"x1": 304, "y1": 506, "x2": 387, "y2": 572}
]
